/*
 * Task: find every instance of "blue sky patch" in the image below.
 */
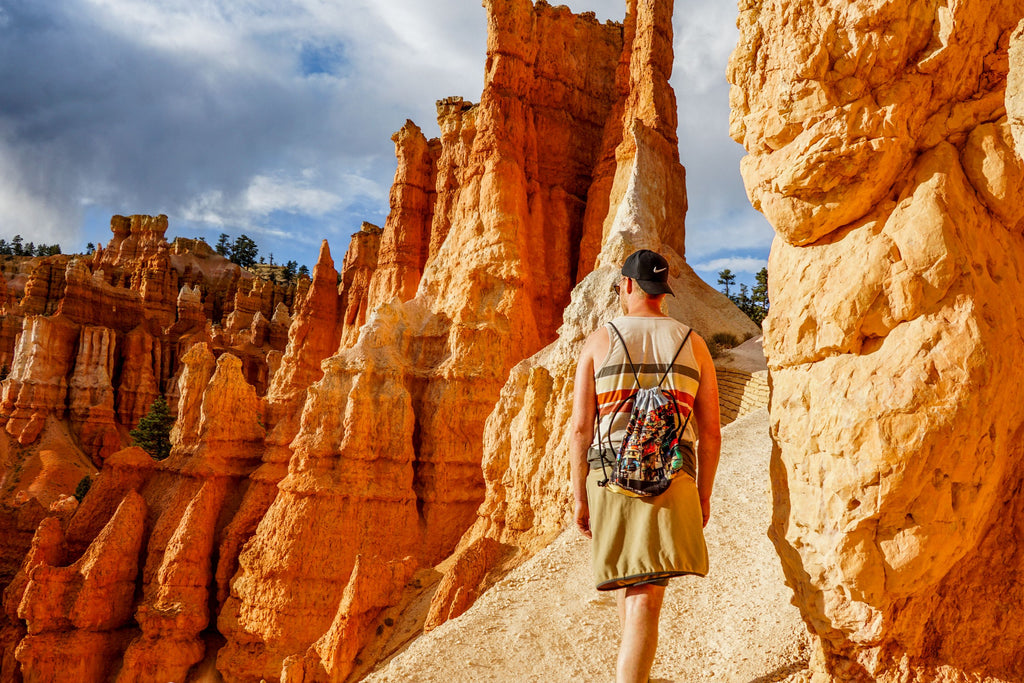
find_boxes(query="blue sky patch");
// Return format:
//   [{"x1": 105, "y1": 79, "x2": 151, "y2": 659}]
[{"x1": 299, "y1": 42, "x2": 348, "y2": 77}]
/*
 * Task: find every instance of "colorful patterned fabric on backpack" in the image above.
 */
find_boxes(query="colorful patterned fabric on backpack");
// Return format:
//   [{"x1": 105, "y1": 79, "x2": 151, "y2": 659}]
[{"x1": 597, "y1": 323, "x2": 693, "y2": 498}]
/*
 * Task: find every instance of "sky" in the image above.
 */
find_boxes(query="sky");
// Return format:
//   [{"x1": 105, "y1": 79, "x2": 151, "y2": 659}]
[{"x1": 0, "y1": 0, "x2": 773, "y2": 291}]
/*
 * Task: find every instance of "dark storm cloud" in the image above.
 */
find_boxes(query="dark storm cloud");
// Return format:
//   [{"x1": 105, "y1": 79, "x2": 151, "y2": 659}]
[{"x1": 1, "y1": 0, "x2": 324, "y2": 228}]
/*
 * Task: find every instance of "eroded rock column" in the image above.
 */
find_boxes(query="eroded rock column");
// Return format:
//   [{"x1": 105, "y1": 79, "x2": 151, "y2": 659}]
[{"x1": 730, "y1": 1, "x2": 1024, "y2": 679}]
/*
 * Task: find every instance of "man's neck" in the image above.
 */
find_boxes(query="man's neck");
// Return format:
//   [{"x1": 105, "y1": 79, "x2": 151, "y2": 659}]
[{"x1": 623, "y1": 299, "x2": 667, "y2": 317}]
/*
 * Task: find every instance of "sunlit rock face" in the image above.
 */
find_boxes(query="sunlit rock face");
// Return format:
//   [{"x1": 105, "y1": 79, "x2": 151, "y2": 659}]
[
  {"x1": 0, "y1": 215, "x2": 301, "y2": 461},
  {"x1": 412, "y1": 0, "x2": 760, "y2": 631},
  {"x1": 0, "y1": 216, "x2": 311, "y2": 682},
  {"x1": 5, "y1": 349, "x2": 267, "y2": 683},
  {"x1": 730, "y1": 2, "x2": 1024, "y2": 680},
  {"x1": 214, "y1": 3, "x2": 637, "y2": 679}
]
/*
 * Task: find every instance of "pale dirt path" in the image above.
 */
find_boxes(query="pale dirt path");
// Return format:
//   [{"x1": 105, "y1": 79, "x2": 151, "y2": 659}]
[{"x1": 364, "y1": 408, "x2": 812, "y2": 682}]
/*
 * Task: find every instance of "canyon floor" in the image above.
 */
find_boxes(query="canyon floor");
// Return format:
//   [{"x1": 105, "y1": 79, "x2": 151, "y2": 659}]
[{"x1": 363, "y1": 407, "x2": 812, "y2": 683}]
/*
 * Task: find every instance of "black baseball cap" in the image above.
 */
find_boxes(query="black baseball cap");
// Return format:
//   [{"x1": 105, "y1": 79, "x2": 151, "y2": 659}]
[{"x1": 621, "y1": 249, "x2": 674, "y2": 296}]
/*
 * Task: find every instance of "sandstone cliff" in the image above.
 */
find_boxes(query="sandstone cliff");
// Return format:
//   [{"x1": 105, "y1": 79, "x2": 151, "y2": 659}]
[
  {"x1": 217, "y1": 0, "x2": 754, "y2": 679},
  {"x1": 423, "y1": 0, "x2": 759, "y2": 632},
  {"x1": 1, "y1": 1, "x2": 761, "y2": 680},
  {"x1": 5, "y1": 347, "x2": 267, "y2": 683},
  {"x1": 730, "y1": 2, "x2": 1024, "y2": 680},
  {"x1": 0, "y1": 216, "x2": 302, "y2": 461}
]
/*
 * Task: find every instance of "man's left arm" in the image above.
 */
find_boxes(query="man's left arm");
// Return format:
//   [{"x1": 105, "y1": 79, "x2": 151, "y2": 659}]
[{"x1": 690, "y1": 333, "x2": 722, "y2": 528}]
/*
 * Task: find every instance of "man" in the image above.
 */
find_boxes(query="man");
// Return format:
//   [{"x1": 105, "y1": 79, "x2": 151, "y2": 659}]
[{"x1": 569, "y1": 249, "x2": 721, "y2": 683}]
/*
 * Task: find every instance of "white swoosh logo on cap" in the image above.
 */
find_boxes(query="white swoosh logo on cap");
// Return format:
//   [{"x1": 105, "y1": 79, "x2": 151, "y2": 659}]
[{"x1": 653, "y1": 266, "x2": 667, "y2": 273}]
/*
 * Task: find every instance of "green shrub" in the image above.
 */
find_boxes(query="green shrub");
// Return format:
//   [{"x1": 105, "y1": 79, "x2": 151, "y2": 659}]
[
  {"x1": 74, "y1": 476, "x2": 92, "y2": 502},
  {"x1": 130, "y1": 396, "x2": 174, "y2": 460},
  {"x1": 710, "y1": 332, "x2": 739, "y2": 348},
  {"x1": 708, "y1": 332, "x2": 740, "y2": 359}
]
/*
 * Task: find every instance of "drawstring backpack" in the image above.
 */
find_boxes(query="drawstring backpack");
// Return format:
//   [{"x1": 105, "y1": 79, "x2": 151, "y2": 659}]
[{"x1": 596, "y1": 322, "x2": 694, "y2": 498}]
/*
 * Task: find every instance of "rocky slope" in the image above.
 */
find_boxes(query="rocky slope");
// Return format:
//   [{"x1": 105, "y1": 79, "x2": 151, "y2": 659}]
[
  {"x1": 0, "y1": 216, "x2": 314, "y2": 682},
  {"x1": 730, "y1": 2, "x2": 1024, "y2": 681},
  {"x1": 1, "y1": 0, "x2": 759, "y2": 681}
]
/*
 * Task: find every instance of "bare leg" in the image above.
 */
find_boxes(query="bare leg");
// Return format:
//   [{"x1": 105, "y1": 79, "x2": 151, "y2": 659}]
[{"x1": 616, "y1": 583, "x2": 665, "y2": 683}]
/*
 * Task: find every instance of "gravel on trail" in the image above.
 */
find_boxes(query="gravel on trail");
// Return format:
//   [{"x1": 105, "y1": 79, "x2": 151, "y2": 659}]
[{"x1": 365, "y1": 408, "x2": 812, "y2": 683}]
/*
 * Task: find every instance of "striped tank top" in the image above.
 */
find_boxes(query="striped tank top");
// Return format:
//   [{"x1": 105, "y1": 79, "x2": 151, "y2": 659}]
[{"x1": 592, "y1": 316, "x2": 701, "y2": 476}]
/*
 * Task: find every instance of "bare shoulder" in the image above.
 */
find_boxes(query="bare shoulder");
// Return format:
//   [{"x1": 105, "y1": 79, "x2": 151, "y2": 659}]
[
  {"x1": 687, "y1": 330, "x2": 710, "y2": 356},
  {"x1": 578, "y1": 324, "x2": 610, "y2": 368},
  {"x1": 689, "y1": 333, "x2": 720, "y2": 384}
]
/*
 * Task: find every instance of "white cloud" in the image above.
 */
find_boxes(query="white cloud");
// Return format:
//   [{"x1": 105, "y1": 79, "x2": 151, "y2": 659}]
[
  {"x1": 692, "y1": 256, "x2": 767, "y2": 274},
  {"x1": 243, "y1": 173, "x2": 343, "y2": 216},
  {"x1": 181, "y1": 167, "x2": 383, "y2": 235}
]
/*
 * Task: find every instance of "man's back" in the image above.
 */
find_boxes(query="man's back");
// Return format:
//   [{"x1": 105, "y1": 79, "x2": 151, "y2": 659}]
[{"x1": 592, "y1": 315, "x2": 701, "y2": 459}]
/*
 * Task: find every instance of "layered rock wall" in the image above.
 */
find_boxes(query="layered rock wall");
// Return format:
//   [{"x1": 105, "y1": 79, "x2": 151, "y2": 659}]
[
  {"x1": 0, "y1": 215, "x2": 303, "y2": 465},
  {"x1": 366, "y1": 122, "x2": 440, "y2": 310},
  {"x1": 339, "y1": 222, "x2": 383, "y2": 349},
  {"x1": 730, "y1": 2, "x2": 1024, "y2": 680},
  {"x1": 5, "y1": 346, "x2": 268, "y2": 683},
  {"x1": 0, "y1": 216, "x2": 315, "y2": 682}
]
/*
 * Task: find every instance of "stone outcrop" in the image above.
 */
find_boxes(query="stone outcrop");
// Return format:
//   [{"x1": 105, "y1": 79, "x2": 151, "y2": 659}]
[
  {"x1": 114, "y1": 351, "x2": 265, "y2": 683},
  {"x1": 339, "y1": 222, "x2": 383, "y2": 348},
  {"x1": 0, "y1": 217, "x2": 315, "y2": 682},
  {"x1": 68, "y1": 326, "x2": 121, "y2": 461},
  {"x1": 0, "y1": 315, "x2": 80, "y2": 445},
  {"x1": 730, "y1": 2, "x2": 1024, "y2": 681},
  {"x1": 0, "y1": 215, "x2": 301, "y2": 464},
  {"x1": 5, "y1": 346, "x2": 268, "y2": 683},
  {"x1": 429, "y1": 98, "x2": 477, "y2": 265},
  {"x1": 366, "y1": 122, "x2": 440, "y2": 310},
  {"x1": 279, "y1": 555, "x2": 418, "y2": 683},
  {"x1": 212, "y1": 243, "x2": 344, "y2": 620},
  {"x1": 19, "y1": 256, "x2": 72, "y2": 317},
  {"x1": 13, "y1": 491, "x2": 146, "y2": 682}
]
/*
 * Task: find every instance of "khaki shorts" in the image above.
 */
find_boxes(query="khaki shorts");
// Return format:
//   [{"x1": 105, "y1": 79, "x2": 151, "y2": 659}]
[{"x1": 586, "y1": 468, "x2": 708, "y2": 591}]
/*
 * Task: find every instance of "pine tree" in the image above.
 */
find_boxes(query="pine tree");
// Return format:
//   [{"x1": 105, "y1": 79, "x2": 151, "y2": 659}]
[
  {"x1": 717, "y1": 268, "x2": 736, "y2": 297},
  {"x1": 298, "y1": 264, "x2": 310, "y2": 279},
  {"x1": 750, "y1": 267, "x2": 769, "y2": 325},
  {"x1": 129, "y1": 396, "x2": 174, "y2": 460},
  {"x1": 230, "y1": 234, "x2": 259, "y2": 267},
  {"x1": 215, "y1": 233, "x2": 231, "y2": 257}
]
